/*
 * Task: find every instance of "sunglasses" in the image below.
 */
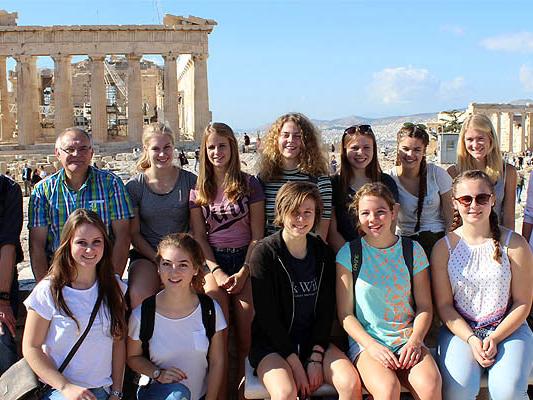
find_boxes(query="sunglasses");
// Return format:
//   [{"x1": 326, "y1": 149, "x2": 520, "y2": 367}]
[
  {"x1": 454, "y1": 193, "x2": 492, "y2": 207},
  {"x1": 344, "y1": 125, "x2": 373, "y2": 135},
  {"x1": 402, "y1": 122, "x2": 427, "y2": 131}
]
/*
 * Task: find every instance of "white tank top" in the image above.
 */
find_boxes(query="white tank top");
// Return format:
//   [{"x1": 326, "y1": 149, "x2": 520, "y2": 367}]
[{"x1": 444, "y1": 229, "x2": 512, "y2": 330}]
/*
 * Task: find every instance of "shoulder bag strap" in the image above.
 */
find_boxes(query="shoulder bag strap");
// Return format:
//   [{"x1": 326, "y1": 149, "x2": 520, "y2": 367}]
[{"x1": 57, "y1": 291, "x2": 104, "y2": 373}]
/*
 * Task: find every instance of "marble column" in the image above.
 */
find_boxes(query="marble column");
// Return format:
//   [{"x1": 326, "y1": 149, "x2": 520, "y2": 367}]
[
  {"x1": 528, "y1": 112, "x2": 533, "y2": 150},
  {"x1": 507, "y1": 112, "x2": 514, "y2": 153},
  {"x1": 163, "y1": 54, "x2": 179, "y2": 140},
  {"x1": 29, "y1": 58, "x2": 40, "y2": 141},
  {"x1": 127, "y1": 53, "x2": 143, "y2": 144},
  {"x1": 89, "y1": 55, "x2": 107, "y2": 143},
  {"x1": 52, "y1": 54, "x2": 73, "y2": 136},
  {"x1": 192, "y1": 53, "x2": 210, "y2": 142},
  {"x1": 14, "y1": 55, "x2": 39, "y2": 145},
  {"x1": 520, "y1": 113, "x2": 526, "y2": 152},
  {"x1": 493, "y1": 112, "x2": 501, "y2": 145},
  {"x1": 0, "y1": 56, "x2": 14, "y2": 142}
]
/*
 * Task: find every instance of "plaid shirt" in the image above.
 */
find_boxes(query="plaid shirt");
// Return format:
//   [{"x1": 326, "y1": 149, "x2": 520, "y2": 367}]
[{"x1": 28, "y1": 166, "x2": 134, "y2": 256}]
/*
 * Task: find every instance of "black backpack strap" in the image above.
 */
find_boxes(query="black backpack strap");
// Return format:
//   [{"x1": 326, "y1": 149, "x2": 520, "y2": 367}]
[
  {"x1": 400, "y1": 236, "x2": 416, "y2": 308},
  {"x1": 349, "y1": 236, "x2": 363, "y2": 306},
  {"x1": 140, "y1": 294, "x2": 157, "y2": 359},
  {"x1": 199, "y1": 294, "x2": 216, "y2": 342}
]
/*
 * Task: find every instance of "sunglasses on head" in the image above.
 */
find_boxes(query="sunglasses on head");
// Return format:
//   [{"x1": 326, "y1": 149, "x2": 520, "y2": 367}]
[
  {"x1": 403, "y1": 122, "x2": 427, "y2": 130},
  {"x1": 454, "y1": 193, "x2": 492, "y2": 207},
  {"x1": 344, "y1": 125, "x2": 373, "y2": 135}
]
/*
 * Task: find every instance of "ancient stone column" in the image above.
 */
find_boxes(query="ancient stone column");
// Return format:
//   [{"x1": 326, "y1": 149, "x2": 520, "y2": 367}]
[
  {"x1": 520, "y1": 113, "x2": 526, "y2": 152},
  {"x1": 52, "y1": 54, "x2": 73, "y2": 136},
  {"x1": 163, "y1": 54, "x2": 179, "y2": 140},
  {"x1": 0, "y1": 56, "x2": 14, "y2": 142},
  {"x1": 528, "y1": 112, "x2": 533, "y2": 149},
  {"x1": 507, "y1": 112, "x2": 514, "y2": 153},
  {"x1": 493, "y1": 112, "x2": 501, "y2": 145},
  {"x1": 192, "y1": 53, "x2": 210, "y2": 142},
  {"x1": 89, "y1": 55, "x2": 107, "y2": 143},
  {"x1": 127, "y1": 53, "x2": 143, "y2": 144},
  {"x1": 29, "y1": 58, "x2": 40, "y2": 141},
  {"x1": 14, "y1": 55, "x2": 39, "y2": 146}
]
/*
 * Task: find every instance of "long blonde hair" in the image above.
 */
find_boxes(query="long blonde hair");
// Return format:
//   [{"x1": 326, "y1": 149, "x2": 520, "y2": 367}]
[
  {"x1": 457, "y1": 114, "x2": 503, "y2": 183},
  {"x1": 136, "y1": 123, "x2": 175, "y2": 172},
  {"x1": 195, "y1": 122, "x2": 249, "y2": 205},
  {"x1": 258, "y1": 113, "x2": 328, "y2": 181}
]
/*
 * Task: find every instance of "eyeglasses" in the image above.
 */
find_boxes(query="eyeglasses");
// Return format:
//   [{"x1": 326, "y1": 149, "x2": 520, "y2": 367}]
[
  {"x1": 402, "y1": 122, "x2": 427, "y2": 131},
  {"x1": 344, "y1": 125, "x2": 373, "y2": 135},
  {"x1": 59, "y1": 146, "x2": 92, "y2": 156},
  {"x1": 454, "y1": 193, "x2": 492, "y2": 207}
]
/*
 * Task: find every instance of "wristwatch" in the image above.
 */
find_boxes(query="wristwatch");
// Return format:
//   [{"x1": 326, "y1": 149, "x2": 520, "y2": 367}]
[
  {"x1": 0, "y1": 292, "x2": 10, "y2": 301},
  {"x1": 109, "y1": 390, "x2": 123, "y2": 399},
  {"x1": 152, "y1": 368, "x2": 161, "y2": 380}
]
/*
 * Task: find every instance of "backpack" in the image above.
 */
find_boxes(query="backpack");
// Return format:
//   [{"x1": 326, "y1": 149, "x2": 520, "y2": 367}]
[
  {"x1": 139, "y1": 293, "x2": 216, "y2": 360},
  {"x1": 349, "y1": 236, "x2": 415, "y2": 307}
]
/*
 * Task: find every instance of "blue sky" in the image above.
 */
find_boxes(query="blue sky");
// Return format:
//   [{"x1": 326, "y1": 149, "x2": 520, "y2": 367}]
[{"x1": 2, "y1": 0, "x2": 533, "y2": 129}]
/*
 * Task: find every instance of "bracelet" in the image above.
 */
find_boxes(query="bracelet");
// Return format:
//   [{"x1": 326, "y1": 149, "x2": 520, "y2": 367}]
[
  {"x1": 311, "y1": 349, "x2": 325, "y2": 357},
  {"x1": 211, "y1": 266, "x2": 222, "y2": 274},
  {"x1": 306, "y1": 359, "x2": 323, "y2": 366},
  {"x1": 109, "y1": 390, "x2": 123, "y2": 399},
  {"x1": 466, "y1": 333, "x2": 476, "y2": 344}
]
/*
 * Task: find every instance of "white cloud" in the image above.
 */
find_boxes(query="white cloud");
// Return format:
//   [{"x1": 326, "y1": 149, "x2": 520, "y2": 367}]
[
  {"x1": 481, "y1": 32, "x2": 533, "y2": 53},
  {"x1": 519, "y1": 65, "x2": 533, "y2": 91},
  {"x1": 368, "y1": 66, "x2": 465, "y2": 104},
  {"x1": 441, "y1": 24, "x2": 465, "y2": 36}
]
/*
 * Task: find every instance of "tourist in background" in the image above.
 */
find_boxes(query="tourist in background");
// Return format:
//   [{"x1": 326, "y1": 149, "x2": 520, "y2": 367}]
[
  {"x1": 522, "y1": 169, "x2": 533, "y2": 250},
  {"x1": 328, "y1": 124, "x2": 399, "y2": 252},
  {"x1": 23, "y1": 209, "x2": 127, "y2": 400},
  {"x1": 432, "y1": 170, "x2": 532, "y2": 399},
  {"x1": 249, "y1": 182, "x2": 360, "y2": 400},
  {"x1": 189, "y1": 122, "x2": 264, "y2": 399},
  {"x1": 31, "y1": 168, "x2": 42, "y2": 189},
  {"x1": 336, "y1": 183, "x2": 440, "y2": 400},
  {"x1": 257, "y1": 112, "x2": 332, "y2": 239},
  {"x1": 329, "y1": 154, "x2": 337, "y2": 175},
  {"x1": 125, "y1": 123, "x2": 198, "y2": 309},
  {"x1": 127, "y1": 233, "x2": 226, "y2": 400},
  {"x1": 447, "y1": 113, "x2": 517, "y2": 230},
  {"x1": 0, "y1": 173, "x2": 23, "y2": 375},
  {"x1": 22, "y1": 163, "x2": 32, "y2": 196},
  {"x1": 388, "y1": 123, "x2": 453, "y2": 257},
  {"x1": 28, "y1": 127, "x2": 133, "y2": 282},
  {"x1": 516, "y1": 171, "x2": 525, "y2": 203}
]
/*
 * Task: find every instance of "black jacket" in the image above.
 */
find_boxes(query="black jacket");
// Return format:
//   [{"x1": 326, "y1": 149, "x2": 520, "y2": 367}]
[{"x1": 249, "y1": 230, "x2": 336, "y2": 366}]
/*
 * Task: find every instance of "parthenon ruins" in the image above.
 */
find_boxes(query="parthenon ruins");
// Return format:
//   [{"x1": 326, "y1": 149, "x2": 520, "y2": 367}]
[{"x1": 0, "y1": 10, "x2": 216, "y2": 146}]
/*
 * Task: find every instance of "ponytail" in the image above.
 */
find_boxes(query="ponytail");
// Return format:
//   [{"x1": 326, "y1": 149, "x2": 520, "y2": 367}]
[
  {"x1": 489, "y1": 209, "x2": 502, "y2": 264},
  {"x1": 414, "y1": 156, "x2": 427, "y2": 233}
]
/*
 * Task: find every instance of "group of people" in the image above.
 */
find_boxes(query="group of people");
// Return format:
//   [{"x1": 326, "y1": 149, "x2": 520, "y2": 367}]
[{"x1": 0, "y1": 111, "x2": 531, "y2": 400}]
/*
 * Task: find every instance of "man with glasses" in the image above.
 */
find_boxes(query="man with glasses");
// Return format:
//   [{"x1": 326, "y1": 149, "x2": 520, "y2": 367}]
[
  {"x1": 0, "y1": 173, "x2": 23, "y2": 374},
  {"x1": 28, "y1": 127, "x2": 134, "y2": 281}
]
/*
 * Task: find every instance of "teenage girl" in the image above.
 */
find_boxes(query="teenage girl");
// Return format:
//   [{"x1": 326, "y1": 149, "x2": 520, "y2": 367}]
[
  {"x1": 257, "y1": 113, "x2": 332, "y2": 239},
  {"x1": 336, "y1": 183, "x2": 441, "y2": 399},
  {"x1": 189, "y1": 122, "x2": 264, "y2": 398},
  {"x1": 389, "y1": 123, "x2": 454, "y2": 257},
  {"x1": 23, "y1": 209, "x2": 127, "y2": 400},
  {"x1": 127, "y1": 233, "x2": 226, "y2": 400},
  {"x1": 328, "y1": 124, "x2": 399, "y2": 252},
  {"x1": 447, "y1": 113, "x2": 517, "y2": 230},
  {"x1": 432, "y1": 170, "x2": 532, "y2": 399},
  {"x1": 249, "y1": 181, "x2": 361, "y2": 400}
]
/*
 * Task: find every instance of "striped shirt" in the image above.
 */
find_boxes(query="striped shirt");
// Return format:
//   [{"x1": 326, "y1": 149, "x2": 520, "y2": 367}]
[
  {"x1": 259, "y1": 168, "x2": 332, "y2": 235},
  {"x1": 28, "y1": 167, "x2": 134, "y2": 256}
]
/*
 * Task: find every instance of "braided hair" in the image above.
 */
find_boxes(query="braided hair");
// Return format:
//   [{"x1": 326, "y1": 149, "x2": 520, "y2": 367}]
[
  {"x1": 452, "y1": 170, "x2": 502, "y2": 263},
  {"x1": 396, "y1": 124, "x2": 430, "y2": 233}
]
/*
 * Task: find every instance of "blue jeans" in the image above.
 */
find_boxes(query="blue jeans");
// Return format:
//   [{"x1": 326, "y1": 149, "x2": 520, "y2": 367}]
[
  {"x1": 212, "y1": 246, "x2": 247, "y2": 276},
  {"x1": 438, "y1": 323, "x2": 533, "y2": 400},
  {"x1": 0, "y1": 269, "x2": 19, "y2": 375},
  {"x1": 42, "y1": 387, "x2": 109, "y2": 400},
  {"x1": 137, "y1": 382, "x2": 191, "y2": 400}
]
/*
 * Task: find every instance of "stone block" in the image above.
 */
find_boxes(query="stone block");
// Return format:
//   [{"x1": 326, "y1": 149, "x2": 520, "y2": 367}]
[{"x1": 0, "y1": 161, "x2": 7, "y2": 174}]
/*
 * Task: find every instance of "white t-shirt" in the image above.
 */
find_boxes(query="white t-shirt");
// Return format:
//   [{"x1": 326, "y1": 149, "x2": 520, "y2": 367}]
[
  {"x1": 389, "y1": 163, "x2": 452, "y2": 235},
  {"x1": 24, "y1": 278, "x2": 127, "y2": 389},
  {"x1": 128, "y1": 298, "x2": 227, "y2": 400}
]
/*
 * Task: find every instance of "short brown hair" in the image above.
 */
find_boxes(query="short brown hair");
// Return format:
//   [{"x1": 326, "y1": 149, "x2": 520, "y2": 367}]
[
  {"x1": 273, "y1": 181, "x2": 323, "y2": 229},
  {"x1": 155, "y1": 233, "x2": 206, "y2": 293}
]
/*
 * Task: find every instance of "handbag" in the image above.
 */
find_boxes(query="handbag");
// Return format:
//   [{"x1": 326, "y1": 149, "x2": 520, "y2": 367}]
[{"x1": 0, "y1": 292, "x2": 103, "y2": 400}]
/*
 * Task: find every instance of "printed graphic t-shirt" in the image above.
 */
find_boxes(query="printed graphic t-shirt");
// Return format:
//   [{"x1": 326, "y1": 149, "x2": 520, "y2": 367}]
[{"x1": 336, "y1": 237, "x2": 429, "y2": 353}]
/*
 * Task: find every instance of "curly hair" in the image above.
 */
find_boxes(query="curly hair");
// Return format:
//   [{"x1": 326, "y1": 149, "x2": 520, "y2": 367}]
[
  {"x1": 258, "y1": 113, "x2": 328, "y2": 181},
  {"x1": 451, "y1": 170, "x2": 502, "y2": 263},
  {"x1": 48, "y1": 209, "x2": 126, "y2": 338},
  {"x1": 457, "y1": 113, "x2": 503, "y2": 183},
  {"x1": 156, "y1": 233, "x2": 206, "y2": 293},
  {"x1": 136, "y1": 122, "x2": 175, "y2": 172},
  {"x1": 396, "y1": 124, "x2": 430, "y2": 233},
  {"x1": 194, "y1": 122, "x2": 249, "y2": 206},
  {"x1": 350, "y1": 182, "x2": 396, "y2": 236}
]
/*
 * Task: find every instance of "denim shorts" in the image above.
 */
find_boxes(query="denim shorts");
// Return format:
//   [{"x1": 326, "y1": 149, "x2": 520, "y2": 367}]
[
  {"x1": 212, "y1": 245, "x2": 248, "y2": 276},
  {"x1": 42, "y1": 387, "x2": 109, "y2": 400},
  {"x1": 347, "y1": 339, "x2": 365, "y2": 363}
]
